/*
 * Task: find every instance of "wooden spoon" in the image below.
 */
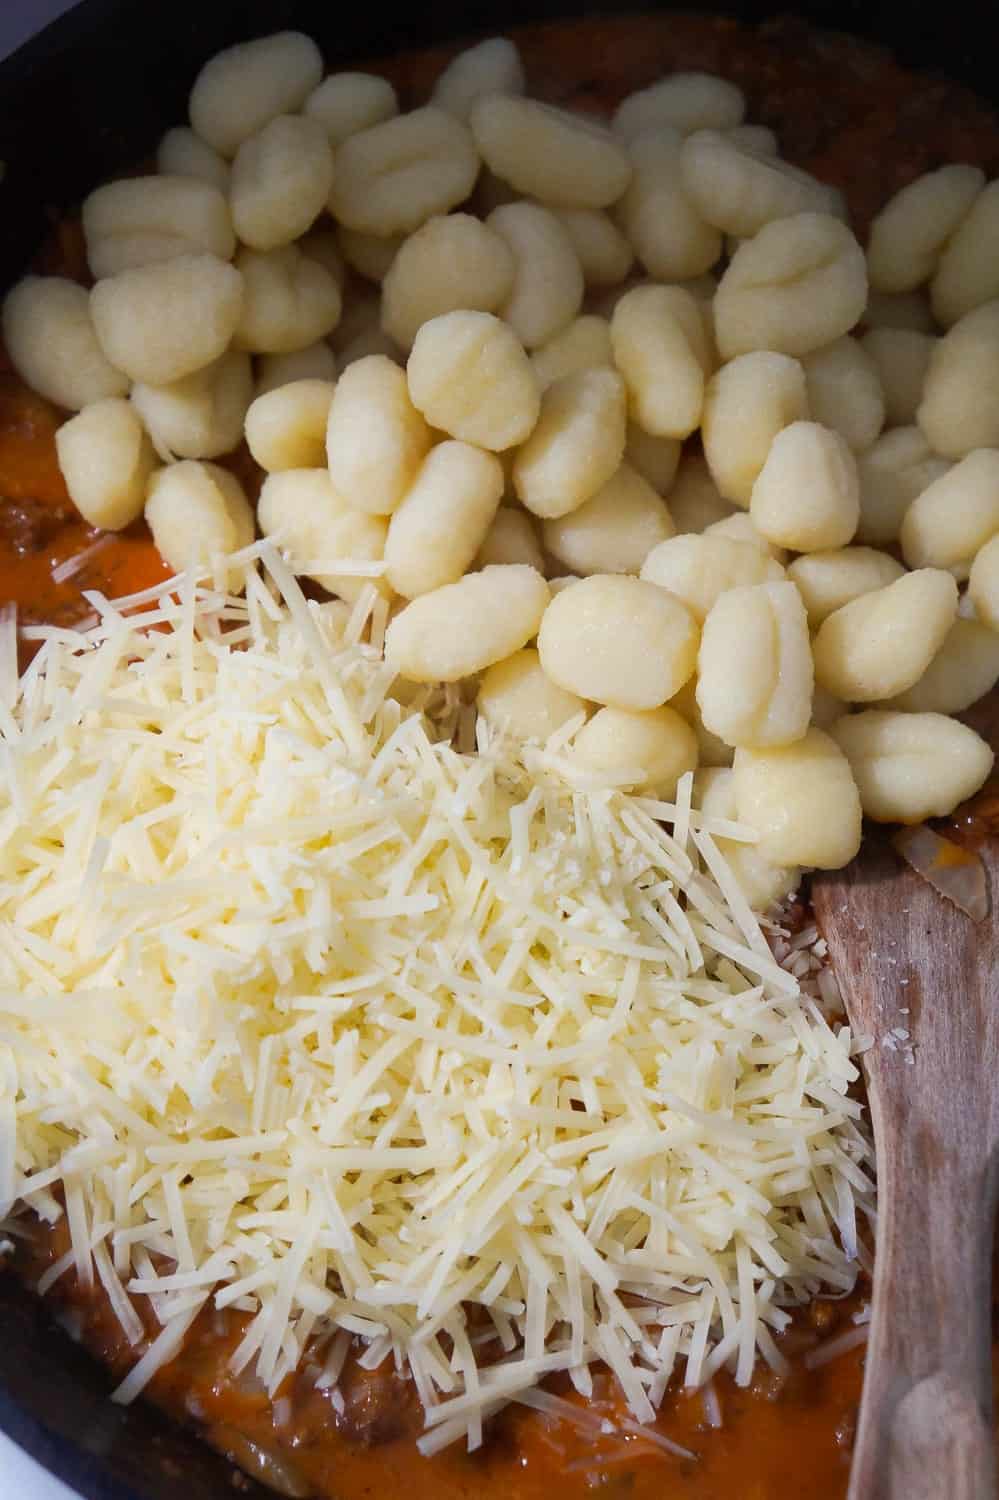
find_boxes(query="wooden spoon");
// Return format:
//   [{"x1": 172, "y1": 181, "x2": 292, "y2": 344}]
[{"x1": 813, "y1": 804, "x2": 999, "y2": 1499}]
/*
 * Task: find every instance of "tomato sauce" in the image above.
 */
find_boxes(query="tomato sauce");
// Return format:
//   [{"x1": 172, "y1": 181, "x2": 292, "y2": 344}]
[{"x1": 4, "y1": 11, "x2": 999, "y2": 1499}]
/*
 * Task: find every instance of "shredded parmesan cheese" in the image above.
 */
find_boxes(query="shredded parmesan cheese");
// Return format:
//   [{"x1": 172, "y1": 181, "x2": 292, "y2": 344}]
[{"x1": 0, "y1": 545, "x2": 873, "y2": 1446}]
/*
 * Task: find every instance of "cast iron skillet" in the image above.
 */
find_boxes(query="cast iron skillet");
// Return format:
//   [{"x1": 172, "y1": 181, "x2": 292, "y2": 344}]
[{"x1": 0, "y1": 1, "x2": 991, "y2": 1495}]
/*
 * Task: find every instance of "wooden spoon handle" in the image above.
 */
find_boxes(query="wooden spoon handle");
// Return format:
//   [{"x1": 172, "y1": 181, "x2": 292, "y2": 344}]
[{"x1": 848, "y1": 1141, "x2": 998, "y2": 1500}]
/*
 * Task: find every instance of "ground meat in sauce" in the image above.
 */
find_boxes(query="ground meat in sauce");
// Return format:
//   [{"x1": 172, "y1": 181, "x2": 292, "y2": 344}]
[{"x1": 4, "y1": 10, "x2": 999, "y2": 1500}]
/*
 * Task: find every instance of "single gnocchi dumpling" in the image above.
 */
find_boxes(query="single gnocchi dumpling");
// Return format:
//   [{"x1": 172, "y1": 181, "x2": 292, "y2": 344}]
[
  {"x1": 244, "y1": 378, "x2": 335, "y2": 471},
  {"x1": 703, "y1": 511, "x2": 786, "y2": 562},
  {"x1": 867, "y1": 164, "x2": 985, "y2": 294},
  {"x1": 91, "y1": 254, "x2": 244, "y2": 385},
  {"x1": 432, "y1": 38, "x2": 526, "y2": 122},
  {"x1": 255, "y1": 341, "x2": 337, "y2": 397},
  {"x1": 714, "y1": 213, "x2": 867, "y2": 360},
  {"x1": 470, "y1": 96, "x2": 632, "y2": 209},
  {"x1": 624, "y1": 422, "x2": 682, "y2": 495},
  {"x1": 831, "y1": 709, "x2": 994, "y2": 823},
  {"x1": 680, "y1": 129, "x2": 839, "y2": 239},
  {"x1": 531, "y1": 316, "x2": 614, "y2": 391},
  {"x1": 145, "y1": 461, "x2": 255, "y2": 581},
  {"x1": 917, "y1": 300, "x2": 999, "y2": 458},
  {"x1": 610, "y1": 284, "x2": 713, "y2": 440},
  {"x1": 786, "y1": 545, "x2": 906, "y2": 629},
  {"x1": 615, "y1": 129, "x2": 722, "y2": 282},
  {"x1": 513, "y1": 367, "x2": 627, "y2": 519},
  {"x1": 812, "y1": 568, "x2": 958, "y2": 702},
  {"x1": 381, "y1": 214, "x2": 515, "y2": 350},
  {"x1": 855, "y1": 426, "x2": 951, "y2": 545},
  {"x1": 131, "y1": 350, "x2": 253, "y2": 462},
  {"x1": 553, "y1": 208, "x2": 633, "y2": 288},
  {"x1": 538, "y1": 573, "x2": 699, "y2": 710},
  {"x1": 969, "y1": 532, "x2": 999, "y2": 632},
  {"x1": 329, "y1": 107, "x2": 480, "y2": 237},
  {"x1": 337, "y1": 228, "x2": 401, "y2": 283},
  {"x1": 304, "y1": 72, "x2": 399, "y2": 146},
  {"x1": 2, "y1": 276, "x2": 129, "y2": 411},
  {"x1": 477, "y1": 646, "x2": 585, "y2": 743},
  {"x1": 931, "y1": 180, "x2": 999, "y2": 327},
  {"x1": 885, "y1": 618, "x2": 999, "y2": 714},
  {"x1": 407, "y1": 310, "x2": 540, "y2": 451},
  {"x1": 701, "y1": 351, "x2": 809, "y2": 507},
  {"x1": 801, "y1": 336, "x2": 885, "y2": 453},
  {"x1": 385, "y1": 565, "x2": 550, "y2": 682},
  {"x1": 733, "y1": 728, "x2": 862, "y2": 870},
  {"x1": 612, "y1": 72, "x2": 745, "y2": 141},
  {"x1": 860, "y1": 328, "x2": 934, "y2": 428},
  {"x1": 488, "y1": 202, "x2": 585, "y2": 350},
  {"x1": 188, "y1": 31, "x2": 323, "y2": 158},
  {"x1": 327, "y1": 355, "x2": 432, "y2": 515},
  {"x1": 82, "y1": 175, "x2": 235, "y2": 279},
  {"x1": 384, "y1": 440, "x2": 504, "y2": 597},
  {"x1": 55, "y1": 397, "x2": 157, "y2": 530},
  {"x1": 233, "y1": 245, "x2": 342, "y2": 356},
  {"x1": 230, "y1": 114, "x2": 333, "y2": 251},
  {"x1": 157, "y1": 127, "x2": 231, "y2": 192},
  {"x1": 640, "y1": 533, "x2": 783, "y2": 622},
  {"x1": 570, "y1": 704, "x2": 698, "y2": 794},
  {"x1": 900, "y1": 449, "x2": 999, "y2": 575},
  {"x1": 543, "y1": 461, "x2": 674, "y2": 574},
  {"x1": 696, "y1": 580, "x2": 813, "y2": 749},
  {"x1": 749, "y1": 421, "x2": 860, "y2": 553},
  {"x1": 257, "y1": 467, "x2": 389, "y2": 604}
]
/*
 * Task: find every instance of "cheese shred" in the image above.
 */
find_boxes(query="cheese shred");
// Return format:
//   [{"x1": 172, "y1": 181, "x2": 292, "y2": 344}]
[{"x1": 0, "y1": 545, "x2": 873, "y2": 1447}]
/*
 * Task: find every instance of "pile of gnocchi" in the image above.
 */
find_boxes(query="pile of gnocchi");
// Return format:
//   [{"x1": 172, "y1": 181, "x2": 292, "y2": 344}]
[{"x1": 4, "y1": 28, "x2": 999, "y2": 909}]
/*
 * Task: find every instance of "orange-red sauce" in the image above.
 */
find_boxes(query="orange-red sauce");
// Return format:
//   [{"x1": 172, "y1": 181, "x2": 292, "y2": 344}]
[{"x1": 5, "y1": 11, "x2": 999, "y2": 1499}]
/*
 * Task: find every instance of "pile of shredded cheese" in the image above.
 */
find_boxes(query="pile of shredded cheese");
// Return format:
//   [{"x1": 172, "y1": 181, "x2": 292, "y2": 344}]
[{"x1": 0, "y1": 545, "x2": 873, "y2": 1452}]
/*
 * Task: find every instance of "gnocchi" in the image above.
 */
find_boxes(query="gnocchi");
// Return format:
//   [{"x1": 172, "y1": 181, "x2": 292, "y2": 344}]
[
  {"x1": 538, "y1": 574, "x2": 698, "y2": 709},
  {"x1": 145, "y1": 461, "x2": 255, "y2": 578},
  {"x1": 749, "y1": 421, "x2": 860, "y2": 552},
  {"x1": 830, "y1": 709, "x2": 993, "y2": 823},
  {"x1": 969, "y1": 532, "x2": 999, "y2": 632},
  {"x1": 812, "y1": 568, "x2": 958, "y2": 701},
  {"x1": 640, "y1": 533, "x2": 783, "y2": 621},
  {"x1": 531, "y1": 316, "x2": 614, "y2": 391},
  {"x1": 381, "y1": 214, "x2": 515, "y2": 350},
  {"x1": 624, "y1": 422, "x2": 682, "y2": 495},
  {"x1": 886, "y1": 619, "x2": 999, "y2": 714},
  {"x1": 234, "y1": 245, "x2": 341, "y2": 354},
  {"x1": 571, "y1": 704, "x2": 698, "y2": 794},
  {"x1": 384, "y1": 440, "x2": 504, "y2": 597},
  {"x1": 680, "y1": 129, "x2": 839, "y2": 238},
  {"x1": 543, "y1": 461, "x2": 674, "y2": 574},
  {"x1": 477, "y1": 647, "x2": 585, "y2": 742},
  {"x1": 329, "y1": 107, "x2": 480, "y2": 237},
  {"x1": 131, "y1": 350, "x2": 253, "y2": 461},
  {"x1": 82, "y1": 175, "x2": 235, "y2": 279},
  {"x1": 616, "y1": 129, "x2": 722, "y2": 282},
  {"x1": 801, "y1": 336, "x2": 885, "y2": 453},
  {"x1": 714, "y1": 213, "x2": 867, "y2": 360},
  {"x1": 255, "y1": 341, "x2": 337, "y2": 396},
  {"x1": 488, "y1": 202, "x2": 585, "y2": 349},
  {"x1": 230, "y1": 115, "x2": 333, "y2": 251},
  {"x1": 157, "y1": 127, "x2": 230, "y2": 192},
  {"x1": 257, "y1": 467, "x2": 388, "y2": 604},
  {"x1": 55, "y1": 398, "x2": 157, "y2": 530},
  {"x1": 696, "y1": 580, "x2": 813, "y2": 749},
  {"x1": 304, "y1": 72, "x2": 399, "y2": 146},
  {"x1": 733, "y1": 729, "x2": 862, "y2": 869},
  {"x1": 917, "y1": 300, "x2": 999, "y2": 458},
  {"x1": 2, "y1": 276, "x2": 129, "y2": 411},
  {"x1": 855, "y1": 426, "x2": 951, "y2": 545},
  {"x1": 786, "y1": 545, "x2": 906, "y2": 629},
  {"x1": 470, "y1": 96, "x2": 632, "y2": 208},
  {"x1": 701, "y1": 351, "x2": 809, "y2": 507},
  {"x1": 474, "y1": 506, "x2": 545, "y2": 571},
  {"x1": 327, "y1": 355, "x2": 432, "y2": 515},
  {"x1": 91, "y1": 254, "x2": 244, "y2": 385},
  {"x1": 407, "y1": 310, "x2": 540, "y2": 451},
  {"x1": 663, "y1": 453, "x2": 735, "y2": 533},
  {"x1": 867, "y1": 165, "x2": 984, "y2": 293},
  {"x1": 245, "y1": 378, "x2": 335, "y2": 471},
  {"x1": 900, "y1": 449, "x2": 999, "y2": 574},
  {"x1": 385, "y1": 565, "x2": 550, "y2": 681},
  {"x1": 513, "y1": 367, "x2": 627, "y2": 519},
  {"x1": 432, "y1": 38, "x2": 526, "y2": 122},
  {"x1": 189, "y1": 32, "x2": 323, "y2": 158},
  {"x1": 612, "y1": 72, "x2": 745, "y2": 140},
  {"x1": 553, "y1": 208, "x2": 633, "y2": 287},
  {"x1": 931, "y1": 180, "x2": 999, "y2": 327},
  {"x1": 695, "y1": 767, "x2": 796, "y2": 908},
  {"x1": 860, "y1": 328, "x2": 934, "y2": 427},
  {"x1": 610, "y1": 284, "x2": 712, "y2": 439}
]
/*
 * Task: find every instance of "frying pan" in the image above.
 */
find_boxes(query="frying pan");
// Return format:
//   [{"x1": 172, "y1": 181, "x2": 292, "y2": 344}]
[{"x1": 0, "y1": 1, "x2": 991, "y2": 1495}]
